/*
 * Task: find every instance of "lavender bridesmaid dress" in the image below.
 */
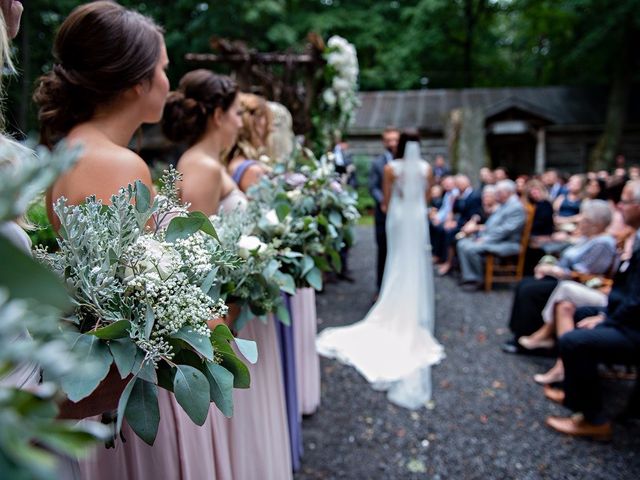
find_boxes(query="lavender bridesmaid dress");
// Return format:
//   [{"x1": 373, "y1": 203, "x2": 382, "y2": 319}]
[
  {"x1": 276, "y1": 294, "x2": 303, "y2": 471},
  {"x1": 291, "y1": 287, "x2": 321, "y2": 415},
  {"x1": 224, "y1": 316, "x2": 293, "y2": 480}
]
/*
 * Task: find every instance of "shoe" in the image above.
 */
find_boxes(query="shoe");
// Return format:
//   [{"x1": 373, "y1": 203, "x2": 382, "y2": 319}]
[
  {"x1": 533, "y1": 370, "x2": 564, "y2": 385},
  {"x1": 437, "y1": 264, "x2": 451, "y2": 276},
  {"x1": 545, "y1": 414, "x2": 612, "y2": 441},
  {"x1": 501, "y1": 339, "x2": 523, "y2": 355},
  {"x1": 518, "y1": 336, "x2": 555, "y2": 351},
  {"x1": 543, "y1": 385, "x2": 565, "y2": 405}
]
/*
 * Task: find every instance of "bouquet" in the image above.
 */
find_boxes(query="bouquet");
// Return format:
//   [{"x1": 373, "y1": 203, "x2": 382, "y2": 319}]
[
  {"x1": 248, "y1": 147, "x2": 360, "y2": 291},
  {"x1": 211, "y1": 205, "x2": 291, "y2": 331},
  {"x1": 36, "y1": 168, "x2": 254, "y2": 444}
]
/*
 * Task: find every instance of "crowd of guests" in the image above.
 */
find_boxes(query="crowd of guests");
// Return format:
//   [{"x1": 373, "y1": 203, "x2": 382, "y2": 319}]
[{"x1": 369, "y1": 126, "x2": 640, "y2": 441}]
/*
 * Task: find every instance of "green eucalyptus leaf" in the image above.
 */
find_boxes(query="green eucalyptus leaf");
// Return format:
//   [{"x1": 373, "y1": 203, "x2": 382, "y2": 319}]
[
  {"x1": 116, "y1": 376, "x2": 136, "y2": 434},
  {"x1": 276, "y1": 303, "x2": 291, "y2": 326},
  {"x1": 124, "y1": 378, "x2": 159, "y2": 445},
  {"x1": 233, "y1": 306, "x2": 253, "y2": 332},
  {"x1": 189, "y1": 211, "x2": 219, "y2": 241},
  {"x1": 144, "y1": 304, "x2": 155, "y2": 340},
  {"x1": 328, "y1": 211, "x2": 343, "y2": 227},
  {"x1": 211, "y1": 325, "x2": 251, "y2": 389},
  {"x1": 301, "y1": 255, "x2": 315, "y2": 277},
  {"x1": 60, "y1": 334, "x2": 113, "y2": 402},
  {"x1": 233, "y1": 338, "x2": 258, "y2": 364},
  {"x1": 275, "y1": 202, "x2": 291, "y2": 221},
  {"x1": 173, "y1": 365, "x2": 211, "y2": 426},
  {"x1": 132, "y1": 350, "x2": 158, "y2": 384},
  {"x1": 109, "y1": 339, "x2": 137, "y2": 378},
  {"x1": 0, "y1": 236, "x2": 71, "y2": 311},
  {"x1": 33, "y1": 422, "x2": 110, "y2": 458},
  {"x1": 172, "y1": 327, "x2": 214, "y2": 360},
  {"x1": 305, "y1": 267, "x2": 323, "y2": 291},
  {"x1": 205, "y1": 363, "x2": 234, "y2": 418},
  {"x1": 165, "y1": 216, "x2": 201, "y2": 243},
  {"x1": 276, "y1": 272, "x2": 296, "y2": 295},
  {"x1": 89, "y1": 320, "x2": 131, "y2": 340},
  {"x1": 314, "y1": 255, "x2": 330, "y2": 271},
  {"x1": 134, "y1": 180, "x2": 151, "y2": 213},
  {"x1": 201, "y1": 267, "x2": 218, "y2": 295},
  {"x1": 329, "y1": 249, "x2": 342, "y2": 272}
]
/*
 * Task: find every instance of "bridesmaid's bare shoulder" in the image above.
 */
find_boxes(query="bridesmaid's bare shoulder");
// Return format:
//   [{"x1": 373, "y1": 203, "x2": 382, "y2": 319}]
[{"x1": 50, "y1": 128, "x2": 151, "y2": 208}]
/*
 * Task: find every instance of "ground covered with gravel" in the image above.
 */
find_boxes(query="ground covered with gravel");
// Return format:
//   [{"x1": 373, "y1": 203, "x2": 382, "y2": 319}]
[{"x1": 295, "y1": 226, "x2": 640, "y2": 480}]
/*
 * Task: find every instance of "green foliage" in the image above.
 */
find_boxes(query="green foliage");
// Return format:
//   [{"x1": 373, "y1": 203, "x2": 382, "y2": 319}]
[{"x1": 0, "y1": 141, "x2": 108, "y2": 480}]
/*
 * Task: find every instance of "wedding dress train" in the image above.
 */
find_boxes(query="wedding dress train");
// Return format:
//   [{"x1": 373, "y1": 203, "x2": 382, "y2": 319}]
[{"x1": 317, "y1": 142, "x2": 444, "y2": 409}]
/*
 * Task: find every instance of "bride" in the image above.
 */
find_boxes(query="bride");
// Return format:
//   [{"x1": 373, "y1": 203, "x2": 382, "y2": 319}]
[{"x1": 317, "y1": 133, "x2": 445, "y2": 409}]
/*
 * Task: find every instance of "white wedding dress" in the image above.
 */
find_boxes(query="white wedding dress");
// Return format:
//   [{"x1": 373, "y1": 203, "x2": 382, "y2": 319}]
[{"x1": 317, "y1": 142, "x2": 444, "y2": 409}]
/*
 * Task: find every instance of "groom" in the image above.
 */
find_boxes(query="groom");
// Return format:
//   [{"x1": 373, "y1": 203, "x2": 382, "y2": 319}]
[{"x1": 369, "y1": 126, "x2": 399, "y2": 297}]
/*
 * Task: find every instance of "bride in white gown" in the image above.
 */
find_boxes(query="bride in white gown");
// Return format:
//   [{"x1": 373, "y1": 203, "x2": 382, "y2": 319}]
[{"x1": 317, "y1": 138, "x2": 445, "y2": 409}]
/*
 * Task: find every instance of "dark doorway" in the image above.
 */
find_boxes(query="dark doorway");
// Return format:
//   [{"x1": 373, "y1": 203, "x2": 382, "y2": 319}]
[{"x1": 486, "y1": 132, "x2": 536, "y2": 176}]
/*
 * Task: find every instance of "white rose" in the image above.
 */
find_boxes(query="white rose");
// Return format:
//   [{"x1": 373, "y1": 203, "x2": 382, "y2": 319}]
[
  {"x1": 286, "y1": 189, "x2": 302, "y2": 201},
  {"x1": 323, "y1": 89, "x2": 337, "y2": 107},
  {"x1": 266, "y1": 209, "x2": 280, "y2": 225},
  {"x1": 237, "y1": 235, "x2": 267, "y2": 259},
  {"x1": 124, "y1": 237, "x2": 180, "y2": 282}
]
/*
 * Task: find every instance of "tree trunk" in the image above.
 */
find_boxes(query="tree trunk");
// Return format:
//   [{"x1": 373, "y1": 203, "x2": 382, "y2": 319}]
[{"x1": 589, "y1": 21, "x2": 636, "y2": 171}]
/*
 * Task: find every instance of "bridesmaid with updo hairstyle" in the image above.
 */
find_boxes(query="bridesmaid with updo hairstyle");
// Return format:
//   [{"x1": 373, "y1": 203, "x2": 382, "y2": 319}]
[
  {"x1": 162, "y1": 69, "x2": 247, "y2": 214},
  {"x1": 226, "y1": 92, "x2": 271, "y2": 193},
  {"x1": 33, "y1": 3, "x2": 226, "y2": 479}
]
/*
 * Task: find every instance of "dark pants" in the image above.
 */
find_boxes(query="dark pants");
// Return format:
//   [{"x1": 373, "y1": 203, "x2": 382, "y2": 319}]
[
  {"x1": 508, "y1": 276, "x2": 559, "y2": 338},
  {"x1": 559, "y1": 321, "x2": 640, "y2": 422},
  {"x1": 374, "y1": 211, "x2": 387, "y2": 291}
]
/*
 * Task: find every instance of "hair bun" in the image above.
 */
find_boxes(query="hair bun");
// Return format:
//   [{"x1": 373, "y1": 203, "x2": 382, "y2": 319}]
[{"x1": 162, "y1": 91, "x2": 207, "y2": 144}]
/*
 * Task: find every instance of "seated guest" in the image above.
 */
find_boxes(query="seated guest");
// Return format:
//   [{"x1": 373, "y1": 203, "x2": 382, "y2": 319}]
[
  {"x1": 554, "y1": 174, "x2": 585, "y2": 224},
  {"x1": 436, "y1": 174, "x2": 482, "y2": 276},
  {"x1": 432, "y1": 154, "x2": 451, "y2": 183},
  {"x1": 515, "y1": 174, "x2": 529, "y2": 198},
  {"x1": 503, "y1": 200, "x2": 617, "y2": 353},
  {"x1": 524, "y1": 179, "x2": 555, "y2": 274},
  {"x1": 542, "y1": 169, "x2": 566, "y2": 201},
  {"x1": 494, "y1": 166, "x2": 509, "y2": 181},
  {"x1": 456, "y1": 179, "x2": 525, "y2": 291},
  {"x1": 544, "y1": 180, "x2": 640, "y2": 439},
  {"x1": 479, "y1": 167, "x2": 495, "y2": 189},
  {"x1": 527, "y1": 179, "x2": 555, "y2": 240},
  {"x1": 430, "y1": 175, "x2": 459, "y2": 263},
  {"x1": 429, "y1": 184, "x2": 444, "y2": 210}
]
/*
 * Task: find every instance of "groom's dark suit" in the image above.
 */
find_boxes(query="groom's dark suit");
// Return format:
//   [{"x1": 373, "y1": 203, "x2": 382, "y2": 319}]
[{"x1": 369, "y1": 150, "x2": 393, "y2": 290}]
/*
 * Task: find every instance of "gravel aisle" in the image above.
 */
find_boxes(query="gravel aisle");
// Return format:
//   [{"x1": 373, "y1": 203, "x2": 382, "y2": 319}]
[{"x1": 295, "y1": 225, "x2": 640, "y2": 480}]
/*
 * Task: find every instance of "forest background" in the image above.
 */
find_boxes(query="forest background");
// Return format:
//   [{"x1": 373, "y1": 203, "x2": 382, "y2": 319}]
[{"x1": 4, "y1": 0, "x2": 639, "y2": 169}]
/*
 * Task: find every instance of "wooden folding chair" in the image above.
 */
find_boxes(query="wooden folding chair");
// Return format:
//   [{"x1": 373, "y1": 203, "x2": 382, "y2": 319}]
[{"x1": 484, "y1": 202, "x2": 536, "y2": 292}]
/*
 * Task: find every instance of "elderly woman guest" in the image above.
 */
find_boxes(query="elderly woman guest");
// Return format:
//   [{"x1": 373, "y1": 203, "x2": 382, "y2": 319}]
[{"x1": 505, "y1": 200, "x2": 617, "y2": 352}]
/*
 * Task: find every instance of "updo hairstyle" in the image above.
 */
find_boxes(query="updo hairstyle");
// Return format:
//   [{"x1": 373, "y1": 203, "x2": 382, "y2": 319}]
[
  {"x1": 33, "y1": 1, "x2": 164, "y2": 147},
  {"x1": 162, "y1": 69, "x2": 238, "y2": 145}
]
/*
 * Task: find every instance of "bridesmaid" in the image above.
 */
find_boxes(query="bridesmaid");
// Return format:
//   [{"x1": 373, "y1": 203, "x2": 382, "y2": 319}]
[
  {"x1": 162, "y1": 70, "x2": 246, "y2": 215},
  {"x1": 226, "y1": 92, "x2": 271, "y2": 189},
  {"x1": 266, "y1": 102, "x2": 322, "y2": 417},
  {"x1": 34, "y1": 3, "x2": 222, "y2": 479},
  {"x1": 227, "y1": 93, "x2": 304, "y2": 471},
  {"x1": 164, "y1": 72, "x2": 293, "y2": 479}
]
